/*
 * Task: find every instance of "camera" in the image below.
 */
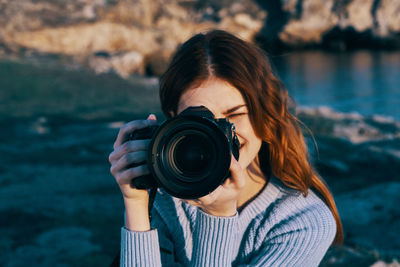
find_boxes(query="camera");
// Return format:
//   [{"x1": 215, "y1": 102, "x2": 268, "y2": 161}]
[{"x1": 128, "y1": 106, "x2": 240, "y2": 199}]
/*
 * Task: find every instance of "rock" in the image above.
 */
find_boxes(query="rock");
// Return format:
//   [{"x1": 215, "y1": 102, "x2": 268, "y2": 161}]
[
  {"x1": 298, "y1": 106, "x2": 400, "y2": 195},
  {"x1": 343, "y1": 0, "x2": 374, "y2": 31},
  {"x1": 271, "y1": 0, "x2": 400, "y2": 50},
  {"x1": 0, "y1": 0, "x2": 107, "y2": 32},
  {"x1": 375, "y1": 0, "x2": 400, "y2": 37},
  {"x1": 336, "y1": 183, "x2": 400, "y2": 257},
  {"x1": 279, "y1": 0, "x2": 338, "y2": 46},
  {"x1": 144, "y1": 49, "x2": 173, "y2": 76},
  {"x1": 110, "y1": 51, "x2": 145, "y2": 77},
  {"x1": 256, "y1": 0, "x2": 400, "y2": 50},
  {"x1": 1, "y1": 0, "x2": 400, "y2": 77},
  {"x1": 5, "y1": 22, "x2": 160, "y2": 55},
  {"x1": 36, "y1": 227, "x2": 101, "y2": 257},
  {"x1": 370, "y1": 260, "x2": 400, "y2": 267},
  {"x1": 28, "y1": 116, "x2": 50, "y2": 135},
  {"x1": 297, "y1": 106, "x2": 400, "y2": 143},
  {"x1": 88, "y1": 51, "x2": 145, "y2": 77},
  {"x1": 4, "y1": 227, "x2": 101, "y2": 266},
  {"x1": 0, "y1": 0, "x2": 265, "y2": 78}
]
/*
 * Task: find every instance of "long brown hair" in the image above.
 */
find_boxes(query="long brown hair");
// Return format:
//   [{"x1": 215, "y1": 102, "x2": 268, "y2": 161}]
[{"x1": 159, "y1": 29, "x2": 343, "y2": 246}]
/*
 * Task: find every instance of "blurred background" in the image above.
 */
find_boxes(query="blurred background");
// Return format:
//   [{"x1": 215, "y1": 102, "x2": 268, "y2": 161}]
[{"x1": 0, "y1": 0, "x2": 399, "y2": 266}]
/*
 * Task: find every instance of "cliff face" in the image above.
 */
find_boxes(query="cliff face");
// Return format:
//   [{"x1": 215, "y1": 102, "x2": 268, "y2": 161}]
[
  {"x1": 0, "y1": 0, "x2": 266, "y2": 76},
  {"x1": 0, "y1": 0, "x2": 399, "y2": 77},
  {"x1": 261, "y1": 0, "x2": 400, "y2": 50}
]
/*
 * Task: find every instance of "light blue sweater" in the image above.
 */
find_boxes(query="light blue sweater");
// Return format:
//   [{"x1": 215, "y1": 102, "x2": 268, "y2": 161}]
[{"x1": 120, "y1": 175, "x2": 337, "y2": 266}]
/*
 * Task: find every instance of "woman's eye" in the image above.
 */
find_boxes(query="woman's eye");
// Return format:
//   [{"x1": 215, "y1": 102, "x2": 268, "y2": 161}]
[{"x1": 227, "y1": 113, "x2": 247, "y2": 118}]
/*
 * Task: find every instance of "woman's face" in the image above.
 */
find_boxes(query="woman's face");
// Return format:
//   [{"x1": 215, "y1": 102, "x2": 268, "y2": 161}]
[{"x1": 177, "y1": 77, "x2": 262, "y2": 170}]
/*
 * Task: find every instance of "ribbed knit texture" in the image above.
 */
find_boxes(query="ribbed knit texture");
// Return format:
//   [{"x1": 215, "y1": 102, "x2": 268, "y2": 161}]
[
  {"x1": 120, "y1": 228, "x2": 161, "y2": 266},
  {"x1": 191, "y1": 210, "x2": 237, "y2": 266},
  {"x1": 120, "y1": 175, "x2": 337, "y2": 266}
]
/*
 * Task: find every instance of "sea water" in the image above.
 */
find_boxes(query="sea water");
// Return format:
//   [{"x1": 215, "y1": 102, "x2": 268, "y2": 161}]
[
  {"x1": 1, "y1": 50, "x2": 399, "y2": 121},
  {"x1": 272, "y1": 50, "x2": 400, "y2": 120}
]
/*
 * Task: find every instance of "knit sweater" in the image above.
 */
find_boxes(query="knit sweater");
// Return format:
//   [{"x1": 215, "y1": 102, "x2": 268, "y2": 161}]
[{"x1": 120, "y1": 175, "x2": 337, "y2": 266}]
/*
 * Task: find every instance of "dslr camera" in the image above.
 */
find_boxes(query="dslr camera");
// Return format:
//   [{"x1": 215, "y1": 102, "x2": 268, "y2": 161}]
[{"x1": 129, "y1": 106, "x2": 240, "y2": 199}]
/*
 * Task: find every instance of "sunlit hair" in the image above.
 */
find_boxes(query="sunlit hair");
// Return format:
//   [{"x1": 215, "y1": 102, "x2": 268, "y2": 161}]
[{"x1": 159, "y1": 29, "x2": 343, "y2": 246}]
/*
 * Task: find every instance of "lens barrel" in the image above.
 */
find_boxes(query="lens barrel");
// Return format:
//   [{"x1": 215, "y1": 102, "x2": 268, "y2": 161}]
[{"x1": 148, "y1": 114, "x2": 233, "y2": 199}]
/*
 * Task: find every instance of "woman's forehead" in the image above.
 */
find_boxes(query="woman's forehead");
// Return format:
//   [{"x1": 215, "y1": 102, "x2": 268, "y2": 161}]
[{"x1": 177, "y1": 79, "x2": 245, "y2": 115}]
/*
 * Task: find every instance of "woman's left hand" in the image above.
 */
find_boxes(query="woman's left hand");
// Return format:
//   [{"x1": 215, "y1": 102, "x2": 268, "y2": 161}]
[{"x1": 182, "y1": 155, "x2": 246, "y2": 217}]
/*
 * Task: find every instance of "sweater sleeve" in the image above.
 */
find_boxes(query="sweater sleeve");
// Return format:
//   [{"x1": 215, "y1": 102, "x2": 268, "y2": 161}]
[
  {"x1": 120, "y1": 207, "x2": 239, "y2": 267},
  {"x1": 191, "y1": 209, "x2": 238, "y2": 266},
  {"x1": 120, "y1": 227, "x2": 162, "y2": 266}
]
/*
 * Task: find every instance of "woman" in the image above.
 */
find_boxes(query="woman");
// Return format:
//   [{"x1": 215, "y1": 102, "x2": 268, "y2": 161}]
[{"x1": 108, "y1": 29, "x2": 344, "y2": 266}]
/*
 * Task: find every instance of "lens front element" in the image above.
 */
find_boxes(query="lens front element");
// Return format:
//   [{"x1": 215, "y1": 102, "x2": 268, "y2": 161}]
[
  {"x1": 172, "y1": 132, "x2": 214, "y2": 176},
  {"x1": 148, "y1": 116, "x2": 232, "y2": 199}
]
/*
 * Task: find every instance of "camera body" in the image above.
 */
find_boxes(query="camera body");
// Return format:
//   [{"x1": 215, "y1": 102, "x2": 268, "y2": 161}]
[{"x1": 129, "y1": 106, "x2": 240, "y2": 199}]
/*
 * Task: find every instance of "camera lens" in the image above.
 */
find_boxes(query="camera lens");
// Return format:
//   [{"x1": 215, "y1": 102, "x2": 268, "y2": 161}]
[
  {"x1": 172, "y1": 132, "x2": 213, "y2": 175},
  {"x1": 148, "y1": 114, "x2": 232, "y2": 199}
]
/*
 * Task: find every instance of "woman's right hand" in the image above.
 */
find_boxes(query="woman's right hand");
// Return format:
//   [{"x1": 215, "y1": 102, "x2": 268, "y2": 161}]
[{"x1": 108, "y1": 114, "x2": 158, "y2": 204}]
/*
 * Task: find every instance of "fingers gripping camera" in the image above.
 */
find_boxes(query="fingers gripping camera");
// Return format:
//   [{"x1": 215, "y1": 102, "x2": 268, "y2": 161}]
[{"x1": 129, "y1": 106, "x2": 240, "y2": 199}]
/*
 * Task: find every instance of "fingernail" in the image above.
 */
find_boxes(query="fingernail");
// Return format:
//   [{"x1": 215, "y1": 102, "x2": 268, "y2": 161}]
[{"x1": 147, "y1": 114, "x2": 157, "y2": 121}]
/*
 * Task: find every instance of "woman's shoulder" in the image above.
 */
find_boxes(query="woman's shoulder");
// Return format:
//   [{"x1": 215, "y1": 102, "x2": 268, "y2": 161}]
[
  {"x1": 236, "y1": 177, "x2": 337, "y2": 266},
  {"x1": 278, "y1": 178, "x2": 333, "y2": 215},
  {"x1": 263, "y1": 176, "x2": 337, "y2": 239}
]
